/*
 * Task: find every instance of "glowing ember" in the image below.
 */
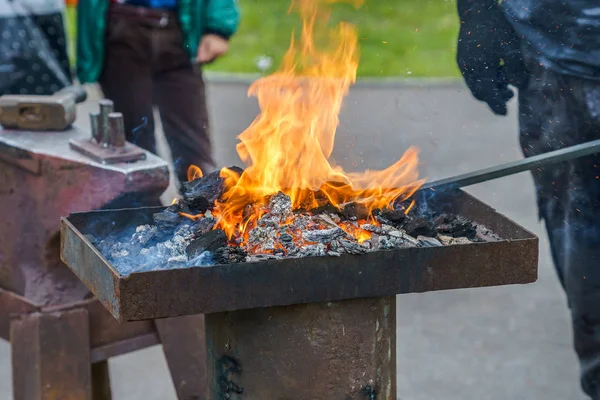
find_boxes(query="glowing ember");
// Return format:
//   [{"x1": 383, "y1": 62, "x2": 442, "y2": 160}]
[{"x1": 184, "y1": 0, "x2": 424, "y2": 244}]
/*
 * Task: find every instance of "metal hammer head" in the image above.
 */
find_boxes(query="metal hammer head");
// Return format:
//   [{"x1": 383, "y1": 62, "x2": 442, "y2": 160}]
[{"x1": 0, "y1": 86, "x2": 87, "y2": 131}]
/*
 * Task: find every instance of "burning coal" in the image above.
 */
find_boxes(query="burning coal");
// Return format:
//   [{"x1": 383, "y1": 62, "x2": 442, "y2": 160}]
[
  {"x1": 90, "y1": 169, "x2": 500, "y2": 275},
  {"x1": 90, "y1": 0, "x2": 502, "y2": 275}
]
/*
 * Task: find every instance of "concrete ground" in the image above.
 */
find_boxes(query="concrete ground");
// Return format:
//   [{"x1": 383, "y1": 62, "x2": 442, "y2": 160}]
[{"x1": 0, "y1": 78, "x2": 586, "y2": 399}]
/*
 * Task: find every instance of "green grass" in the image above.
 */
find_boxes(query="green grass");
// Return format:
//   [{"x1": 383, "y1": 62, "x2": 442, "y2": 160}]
[
  {"x1": 65, "y1": 6, "x2": 77, "y2": 67},
  {"x1": 65, "y1": 0, "x2": 460, "y2": 78}
]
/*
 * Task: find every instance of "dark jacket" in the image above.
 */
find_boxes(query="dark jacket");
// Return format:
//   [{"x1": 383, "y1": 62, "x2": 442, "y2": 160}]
[{"x1": 503, "y1": 0, "x2": 600, "y2": 79}]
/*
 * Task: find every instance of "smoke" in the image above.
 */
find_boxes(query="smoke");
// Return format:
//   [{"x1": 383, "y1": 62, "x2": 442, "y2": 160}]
[
  {"x1": 130, "y1": 116, "x2": 149, "y2": 146},
  {"x1": 86, "y1": 217, "x2": 215, "y2": 276}
]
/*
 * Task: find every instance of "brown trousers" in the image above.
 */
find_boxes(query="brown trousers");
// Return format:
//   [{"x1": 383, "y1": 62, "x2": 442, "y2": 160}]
[{"x1": 99, "y1": 4, "x2": 214, "y2": 184}]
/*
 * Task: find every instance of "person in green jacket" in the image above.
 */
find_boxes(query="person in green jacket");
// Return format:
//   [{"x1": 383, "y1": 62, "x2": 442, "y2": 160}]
[{"x1": 77, "y1": 0, "x2": 240, "y2": 185}]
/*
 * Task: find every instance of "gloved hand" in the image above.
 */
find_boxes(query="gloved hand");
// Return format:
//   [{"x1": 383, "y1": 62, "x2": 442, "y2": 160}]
[{"x1": 456, "y1": 0, "x2": 528, "y2": 116}]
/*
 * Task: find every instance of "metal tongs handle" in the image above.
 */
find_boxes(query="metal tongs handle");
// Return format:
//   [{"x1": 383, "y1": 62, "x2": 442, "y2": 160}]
[{"x1": 419, "y1": 139, "x2": 600, "y2": 193}]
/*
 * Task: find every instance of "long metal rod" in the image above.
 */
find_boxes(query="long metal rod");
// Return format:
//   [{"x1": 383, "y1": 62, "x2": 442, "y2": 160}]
[{"x1": 418, "y1": 139, "x2": 600, "y2": 193}]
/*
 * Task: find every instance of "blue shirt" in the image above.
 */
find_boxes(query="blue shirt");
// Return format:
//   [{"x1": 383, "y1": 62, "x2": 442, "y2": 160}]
[{"x1": 124, "y1": 0, "x2": 177, "y2": 10}]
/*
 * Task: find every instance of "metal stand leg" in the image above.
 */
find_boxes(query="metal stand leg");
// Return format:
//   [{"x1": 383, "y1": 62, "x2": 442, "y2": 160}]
[
  {"x1": 205, "y1": 296, "x2": 396, "y2": 400},
  {"x1": 10, "y1": 309, "x2": 92, "y2": 400},
  {"x1": 91, "y1": 361, "x2": 112, "y2": 400},
  {"x1": 156, "y1": 314, "x2": 208, "y2": 400}
]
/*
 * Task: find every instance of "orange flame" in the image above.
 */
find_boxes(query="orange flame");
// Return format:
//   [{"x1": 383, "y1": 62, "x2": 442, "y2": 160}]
[
  {"x1": 191, "y1": 0, "x2": 424, "y2": 239},
  {"x1": 187, "y1": 165, "x2": 203, "y2": 182}
]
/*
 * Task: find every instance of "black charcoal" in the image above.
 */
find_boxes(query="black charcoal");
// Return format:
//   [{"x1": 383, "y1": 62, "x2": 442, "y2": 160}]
[
  {"x1": 342, "y1": 202, "x2": 369, "y2": 220},
  {"x1": 434, "y1": 214, "x2": 477, "y2": 238},
  {"x1": 153, "y1": 210, "x2": 183, "y2": 230},
  {"x1": 402, "y1": 217, "x2": 435, "y2": 238},
  {"x1": 166, "y1": 201, "x2": 182, "y2": 213},
  {"x1": 213, "y1": 247, "x2": 247, "y2": 264},
  {"x1": 381, "y1": 209, "x2": 406, "y2": 224},
  {"x1": 186, "y1": 229, "x2": 228, "y2": 258},
  {"x1": 193, "y1": 217, "x2": 216, "y2": 235},
  {"x1": 186, "y1": 196, "x2": 211, "y2": 213},
  {"x1": 181, "y1": 166, "x2": 243, "y2": 205},
  {"x1": 309, "y1": 204, "x2": 341, "y2": 216}
]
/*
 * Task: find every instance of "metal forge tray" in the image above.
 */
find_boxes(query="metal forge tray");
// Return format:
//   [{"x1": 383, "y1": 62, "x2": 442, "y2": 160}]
[{"x1": 60, "y1": 189, "x2": 538, "y2": 322}]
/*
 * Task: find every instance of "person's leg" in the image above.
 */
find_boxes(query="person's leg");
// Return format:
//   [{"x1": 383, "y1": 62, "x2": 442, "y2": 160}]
[
  {"x1": 150, "y1": 24, "x2": 215, "y2": 185},
  {"x1": 155, "y1": 65, "x2": 214, "y2": 184},
  {"x1": 98, "y1": 13, "x2": 156, "y2": 153},
  {"x1": 519, "y1": 51, "x2": 600, "y2": 399}
]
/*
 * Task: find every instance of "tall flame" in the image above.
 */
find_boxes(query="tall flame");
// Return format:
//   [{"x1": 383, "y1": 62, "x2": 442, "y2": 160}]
[{"x1": 211, "y1": 0, "x2": 424, "y2": 238}]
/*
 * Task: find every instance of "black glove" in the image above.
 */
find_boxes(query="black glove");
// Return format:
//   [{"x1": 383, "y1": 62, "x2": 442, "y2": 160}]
[{"x1": 456, "y1": 0, "x2": 528, "y2": 116}]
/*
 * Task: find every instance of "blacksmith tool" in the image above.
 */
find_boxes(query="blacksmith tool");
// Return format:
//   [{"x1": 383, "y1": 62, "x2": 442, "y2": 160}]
[
  {"x1": 419, "y1": 139, "x2": 600, "y2": 192},
  {"x1": 69, "y1": 100, "x2": 147, "y2": 164},
  {"x1": 0, "y1": 85, "x2": 87, "y2": 131}
]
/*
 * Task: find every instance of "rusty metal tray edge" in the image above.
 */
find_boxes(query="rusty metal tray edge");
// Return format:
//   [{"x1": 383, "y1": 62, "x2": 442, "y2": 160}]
[{"x1": 60, "y1": 189, "x2": 539, "y2": 322}]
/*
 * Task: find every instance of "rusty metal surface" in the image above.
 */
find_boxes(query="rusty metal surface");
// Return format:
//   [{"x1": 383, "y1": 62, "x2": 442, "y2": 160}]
[
  {"x1": 10, "y1": 308, "x2": 92, "y2": 400},
  {"x1": 61, "y1": 190, "x2": 539, "y2": 322},
  {"x1": 90, "y1": 332, "x2": 160, "y2": 363},
  {"x1": 0, "y1": 288, "x2": 37, "y2": 340},
  {"x1": 69, "y1": 139, "x2": 147, "y2": 165},
  {"x1": 0, "y1": 126, "x2": 169, "y2": 306},
  {"x1": 42, "y1": 298, "x2": 158, "y2": 353},
  {"x1": 205, "y1": 296, "x2": 396, "y2": 400},
  {"x1": 1, "y1": 288, "x2": 160, "y2": 363},
  {"x1": 156, "y1": 315, "x2": 208, "y2": 400}
]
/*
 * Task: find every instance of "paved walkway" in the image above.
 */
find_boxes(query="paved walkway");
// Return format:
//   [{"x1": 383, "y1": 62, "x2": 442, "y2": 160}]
[{"x1": 0, "y1": 79, "x2": 586, "y2": 399}]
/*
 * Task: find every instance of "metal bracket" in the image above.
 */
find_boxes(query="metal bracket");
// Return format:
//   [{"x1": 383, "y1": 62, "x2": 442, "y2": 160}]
[
  {"x1": 69, "y1": 139, "x2": 147, "y2": 165},
  {"x1": 69, "y1": 99, "x2": 147, "y2": 164}
]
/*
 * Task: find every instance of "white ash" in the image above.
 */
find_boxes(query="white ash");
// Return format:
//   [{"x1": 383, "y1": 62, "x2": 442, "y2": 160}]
[
  {"x1": 361, "y1": 223, "x2": 404, "y2": 239},
  {"x1": 132, "y1": 225, "x2": 157, "y2": 246},
  {"x1": 312, "y1": 213, "x2": 340, "y2": 228},
  {"x1": 302, "y1": 227, "x2": 347, "y2": 243},
  {"x1": 417, "y1": 236, "x2": 443, "y2": 247},
  {"x1": 95, "y1": 220, "x2": 215, "y2": 276},
  {"x1": 297, "y1": 242, "x2": 328, "y2": 257},
  {"x1": 438, "y1": 235, "x2": 471, "y2": 246},
  {"x1": 94, "y1": 191, "x2": 503, "y2": 274},
  {"x1": 267, "y1": 192, "x2": 292, "y2": 222},
  {"x1": 247, "y1": 225, "x2": 278, "y2": 253},
  {"x1": 167, "y1": 254, "x2": 188, "y2": 264},
  {"x1": 378, "y1": 235, "x2": 408, "y2": 250},
  {"x1": 330, "y1": 239, "x2": 370, "y2": 255}
]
